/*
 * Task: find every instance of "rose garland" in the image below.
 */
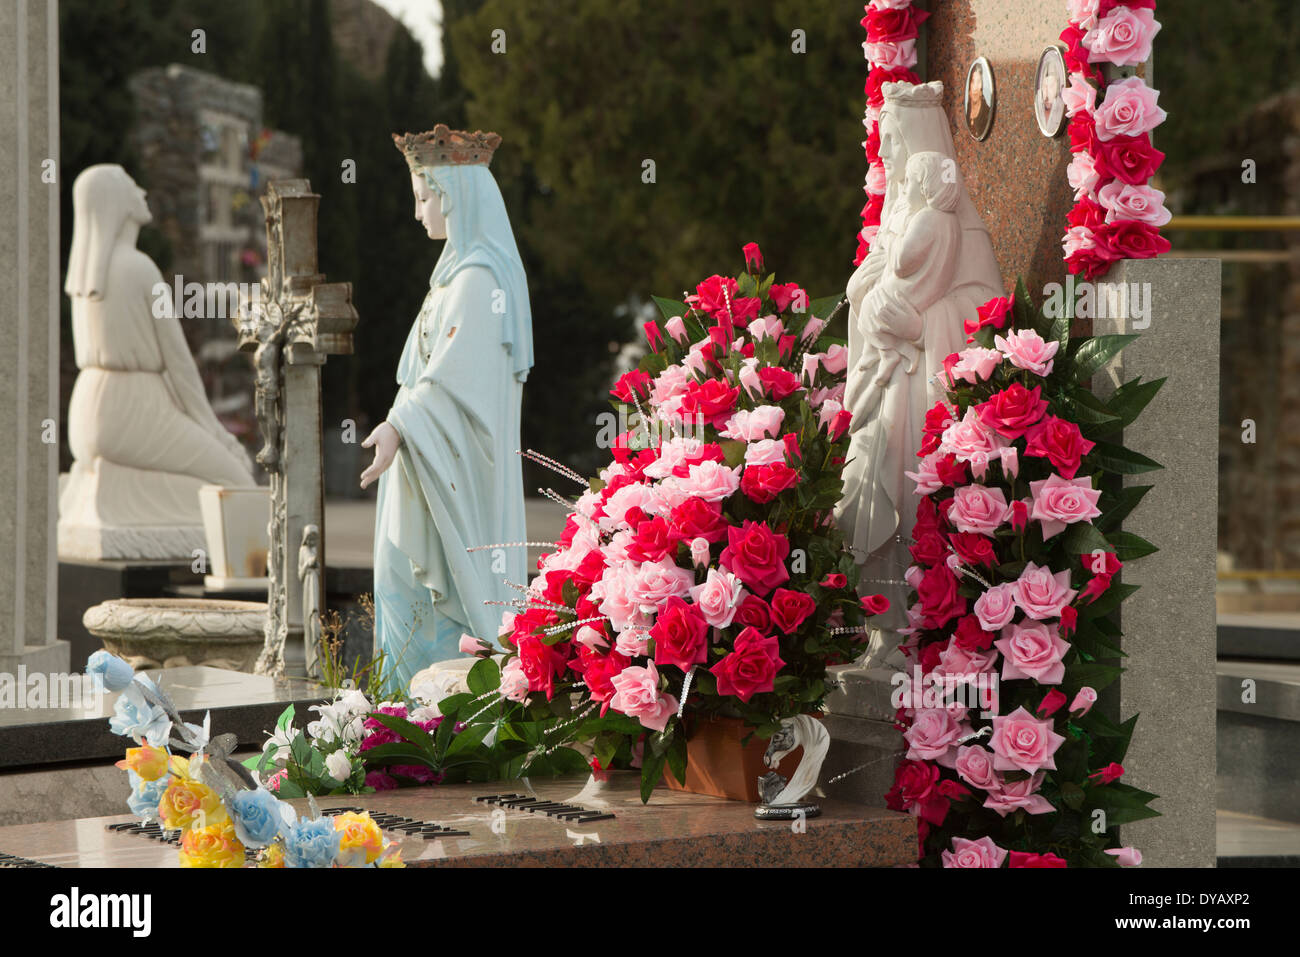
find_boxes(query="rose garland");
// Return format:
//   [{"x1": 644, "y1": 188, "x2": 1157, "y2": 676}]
[
  {"x1": 887, "y1": 286, "x2": 1163, "y2": 867},
  {"x1": 1060, "y1": 0, "x2": 1171, "y2": 278},
  {"x1": 856, "y1": 0, "x2": 930, "y2": 266}
]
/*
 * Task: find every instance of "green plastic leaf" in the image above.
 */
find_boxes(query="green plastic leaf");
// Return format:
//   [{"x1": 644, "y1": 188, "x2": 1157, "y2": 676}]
[
  {"x1": 1095, "y1": 484, "x2": 1153, "y2": 531},
  {"x1": 1107, "y1": 530, "x2": 1159, "y2": 561},
  {"x1": 1090, "y1": 441, "x2": 1163, "y2": 475},
  {"x1": 1070, "y1": 334, "x2": 1137, "y2": 384},
  {"x1": 808, "y1": 294, "x2": 843, "y2": 320},
  {"x1": 466, "y1": 657, "x2": 501, "y2": 697},
  {"x1": 1108, "y1": 376, "x2": 1166, "y2": 428},
  {"x1": 641, "y1": 749, "x2": 667, "y2": 803},
  {"x1": 652, "y1": 296, "x2": 687, "y2": 322}
]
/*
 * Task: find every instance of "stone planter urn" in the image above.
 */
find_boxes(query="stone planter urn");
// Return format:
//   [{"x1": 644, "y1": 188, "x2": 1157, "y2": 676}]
[{"x1": 83, "y1": 598, "x2": 267, "y2": 673}]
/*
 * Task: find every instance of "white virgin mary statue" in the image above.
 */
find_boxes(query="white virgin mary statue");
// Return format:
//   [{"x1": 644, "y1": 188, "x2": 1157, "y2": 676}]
[
  {"x1": 61, "y1": 164, "x2": 255, "y2": 560},
  {"x1": 361, "y1": 126, "x2": 532, "y2": 688}
]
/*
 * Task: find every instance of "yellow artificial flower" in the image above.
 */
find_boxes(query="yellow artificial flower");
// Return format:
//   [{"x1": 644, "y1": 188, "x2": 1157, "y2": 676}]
[
  {"x1": 159, "y1": 776, "x2": 227, "y2": 831},
  {"x1": 179, "y1": 822, "x2": 245, "y2": 868},
  {"x1": 334, "y1": 811, "x2": 384, "y2": 866},
  {"x1": 116, "y1": 743, "x2": 169, "y2": 782},
  {"x1": 258, "y1": 843, "x2": 286, "y2": 868},
  {"x1": 377, "y1": 845, "x2": 406, "y2": 868}
]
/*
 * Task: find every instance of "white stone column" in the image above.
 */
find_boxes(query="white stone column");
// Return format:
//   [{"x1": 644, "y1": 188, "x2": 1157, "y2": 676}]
[
  {"x1": 0, "y1": 0, "x2": 69, "y2": 673},
  {"x1": 1094, "y1": 257, "x2": 1221, "y2": 867}
]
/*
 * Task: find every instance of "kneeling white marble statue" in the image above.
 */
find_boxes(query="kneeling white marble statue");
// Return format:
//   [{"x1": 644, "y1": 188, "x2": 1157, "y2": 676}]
[
  {"x1": 60, "y1": 164, "x2": 256, "y2": 561},
  {"x1": 835, "y1": 82, "x2": 1003, "y2": 667}
]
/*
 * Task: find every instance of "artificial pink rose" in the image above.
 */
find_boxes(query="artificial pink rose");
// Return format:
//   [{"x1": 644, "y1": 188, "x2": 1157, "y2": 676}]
[
  {"x1": 720, "y1": 405, "x2": 785, "y2": 441},
  {"x1": 1093, "y1": 76, "x2": 1166, "y2": 141},
  {"x1": 1013, "y1": 562, "x2": 1079, "y2": 620},
  {"x1": 939, "y1": 408, "x2": 1009, "y2": 471},
  {"x1": 1062, "y1": 224, "x2": 1117, "y2": 280},
  {"x1": 1067, "y1": 151, "x2": 1103, "y2": 202},
  {"x1": 609, "y1": 662, "x2": 678, "y2": 732},
  {"x1": 954, "y1": 745, "x2": 1000, "y2": 791},
  {"x1": 1029, "y1": 473, "x2": 1103, "y2": 539},
  {"x1": 941, "y1": 836, "x2": 1007, "y2": 869},
  {"x1": 904, "y1": 452, "x2": 944, "y2": 497},
  {"x1": 675, "y1": 459, "x2": 742, "y2": 503},
  {"x1": 743, "y1": 438, "x2": 787, "y2": 468},
  {"x1": 747, "y1": 315, "x2": 784, "y2": 343},
  {"x1": 1066, "y1": 0, "x2": 1099, "y2": 29},
  {"x1": 995, "y1": 620, "x2": 1070, "y2": 684},
  {"x1": 1105, "y1": 846, "x2": 1143, "y2": 867},
  {"x1": 575, "y1": 624, "x2": 609, "y2": 650},
  {"x1": 863, "y1": 38, "x2": 917, "y2": 71},
  {"x1": 801, "y1": 315, "x2": 827, "y2": 343},
  {"x1": 710, "y1": 627, "x2": 784, "y2": 702},
  {"x1": 994, "y1": 328, "x2": 1058, "y2": 377},
  {"x1": 631, "y1": 559, "x2": 696, "y2": 609},
  {"x1": 990, "y1": 706, "x2": 1067, "y2": 774},
  {"x1": 934, "y1": 641, "x2": 998, "y2": 683},
  {"x1": 664, "y1": 315, "x2": 687, "y2": 343},
  {"x1": 903, "y1": 708, "x2": 967, "y2": 763},
  {"x1": 1097, "y1": 180, "x2": 1171, "y2": 226},
  {"x1": 973, "y1": 582, "x2": 1018, "y2": 631},
  {"x1": 688, "y1": 567, "x2": 747, "y2": 629},
  {"x1": 1062, "y1": 72, "x2": 1098, "y2": 117},
  {"x1": 650, "y1": 595, "x2": 710, "y2": 671},
  {"x1": 689, "y1": 536, "x2": 711, "y2": 568},
  {"x1": 949, "y1": 484, "x2": 1012, "y2": 536},
  {"x1": 500, "y1": 656, "x2": 530, "y2": 702},
  {"x1": 1084, "y1": 6, "x2": 1160, "y2": 67},
  {"x1": 950, "y1": 346, "x2": 1003, "y2": 384},
  {"x1": 614, "y1": 626, "x2": 650, "y2": 658},
  {"x1": 459, "y1": 633, "x2": 489, "y2": 656},
  {"x1": 984, "y1": 771, "x2": 1056, "y2": 816},
  {"x1": 719, "y1": 520, "x2": 791, "y2": 596},
  {"x1": 1070, "y1": 686, "x2": 1098, "y2": 716},
  {"x1": 822, "y1": 344, "x2": 849, "y2": 375}
]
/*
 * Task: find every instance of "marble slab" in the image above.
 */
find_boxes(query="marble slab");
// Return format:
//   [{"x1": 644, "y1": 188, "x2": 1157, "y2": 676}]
[
  {"x1": 0, "y1": 666, "x2": 326, "y2": 770},
  {"x1": 0, "y1": 772, "x2": 916, "y2": 868}
]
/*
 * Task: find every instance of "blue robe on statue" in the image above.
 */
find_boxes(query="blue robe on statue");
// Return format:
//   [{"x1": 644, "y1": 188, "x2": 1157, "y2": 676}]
[{"x1": 373, "y1": 163, "x2": 532, "y2": 690}]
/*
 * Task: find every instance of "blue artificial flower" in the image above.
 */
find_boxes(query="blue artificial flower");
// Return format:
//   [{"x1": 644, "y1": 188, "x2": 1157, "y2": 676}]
[
  {"x1": 230, "y1": 787, "x2": 292, "y2": 849},
  {"x1": 109, "y1": 675, "x2": 172, "y2": 747},
  {"x1": 86, "y1": 649, "x2": 135, "y2": 693},
  {"x1": 281, "y1": 816, "x2": 341, "y2": 869},
  {"x1": 126, "y1": 769, "x2": 169, "y2": 822}
]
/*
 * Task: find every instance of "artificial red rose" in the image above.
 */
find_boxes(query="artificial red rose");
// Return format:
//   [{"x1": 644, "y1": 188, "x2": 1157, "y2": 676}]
[
  {"x1": 778, "y1": 334, "x2": 797, "y2": 360},
  {"x1": 861, "y1": 593, "x2": 891, "y2": 616},
  {"x1": 964, "y1": 295, "x2": 1013, "y2": 336},
  {"x1": 690, "y1": 274, "x2": 740, "y2": 318},
  {"x1": 952, "y1": 614, "x2": 995, "y2": 651},
  {"x1": 1096, "y1": 132, "x2": 1165, "y2": 186},
  {"x1": 574, "y1": 645, "x2": 630, "y2": 703},
  {"x1": 1089, "y1": 762, "x2": 1125, "y2": 785},
  {"x1": 917, "y1": 640, "x2": 943, "y2": 675},
  {"x1": 914, "y1": 496, "x2": 941, "y2": 537},
  {"x1": 679, "y1": 377, "x2": 741, "y2": 426},
  {"x1": 1085, "y1": 550, "x2": 1123, "y2": 576},
  {"x1": 937, "y1": 496, "x2": 957, "y2": 528},
  {"x1": 1060, "y1": 24, "x2": 1099, "y2": 81},
  {"x1": 1009, "y1": 851, "x2": 1067, "y2": 868},
  {"x1": 828, "y1": 410, "x2": 852, "y2": 442},
  {"x1": 729, "y1": 296, "x2": 762, "y2": 326},
  {"x1": 769, "y1": 282, "x2": 804, "y2": 313},
  {"x1": 1097, "y1": 219, "x2": 1172, "y2": 260},
  {"x1": 668, "y1": 496, "x2": 728, "y2": 543},
  {"x1": 782, "y1": 432, "x2": 802, "y2": 461},
  {"x1": 820, "y1": 572, "x2": 847, "y2": 589},
  {"x1": 936, "y1": 779, "x2": 972, "y2": 802},
  {"x1": 950, "y1": 531, "x2": 998, "y2": 569},
  {"x1": 1037, "y1": 688, "x2": 1068, "y2": 718},
  {"x1": 865, "y1": 65, "x2": 921, "y2": 106},
  {"x1": 1080, "y1": 572, "x2": 1113, "y2": 604},
  {"x1": 710, "y1": 627, "x2": 784, "y2": 702},
  {"x1": 910, "y1": 529, "x2": 949, "y2": 567},
  {"x1": 742, "y1": 242, "x2": 763, "y2": 273},
  {"x1": 935, "y1": 454, "x2": 968, "y2": 488},
  {"x1": 627, "y1": 516, "x2": 683, "y2": 563},
  {"x1": 517, "y1": 634, "x2": 569, "y2": 700},
  {"x1": 643, "y1": 320, "x2": 663, "y2": 353},
  {"x1": 719, "y1": 520, "x2": 791, "y2": 596},
  {"x1": 610, "y1": 369, "x2": 652, "y2": 403},
  {"x1": 570, "y1": 549, "x2": 608, "y2": 589},
  {"x1": 1066, "y1": 231, "x2": 1118, "y2": 280},
  {"x1": 734, "y1": 594, "x2": 773, "y2": 631},
  {"x1": 769, "y1": 588, "x2": 818, "y2": 635},
  {"x1": 885, "y1": 759, "x2": 939, "y2": 814},
  {"x1": 757, "y1": 366, "x2": 802, "y2": 402},
  {"x1": 740, "y1": 462, "x2": 801, "y2": 504},
  {"x1": 707, "y1": 324, "x2": 736, "y2": 358},
  {"x1": 918, "y1": 563, "x2": 966, "y2": 630},
  {"x1": 1059, "y1": 604, "x2": 1078, "y2": 637},
  {"x1": 511, "y1": 605, "x2": 560, "y2": 645},
  {"x1": 975, "y1": 383, "x2": 1049, "y2": 440},
  {"x1": 1099, "y1": 0, "x2": 1156, "y2": 14},
  {"x1": 1067, "y1": 112, "x2": 1100, "y2": 155},
  {"x1": 862, "y1": 5, "x2": 929, "y2": 43},
  {"x1": 924, "y1": 401, "x2": 955, "y2": 440},
  {"x1": 650, "y1": 595, "x2": 710, "y2": 671},
  {"x1": 863, "y1": 192, "x2": 884, "y2": 222},
  {"x1": 1024, "y1": 416, "x2": 1096, "y2": 479},
  {"x1": 1067, "y1": 197, "x2": 1106, "y2": 231}
]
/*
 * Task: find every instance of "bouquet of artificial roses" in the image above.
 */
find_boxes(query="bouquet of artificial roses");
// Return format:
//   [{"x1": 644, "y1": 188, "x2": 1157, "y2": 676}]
[
  {"x1": 471, "y1": 244, "x2": 887, "y2": 800},
  {"x1": 886, "y1": 281, "x2": 1160, "y2": 867}
]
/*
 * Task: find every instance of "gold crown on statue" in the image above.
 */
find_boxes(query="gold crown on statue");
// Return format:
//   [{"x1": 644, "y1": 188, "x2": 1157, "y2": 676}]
[{"x1": 392, "y1": 125, "x2": 502, "y2": 169}]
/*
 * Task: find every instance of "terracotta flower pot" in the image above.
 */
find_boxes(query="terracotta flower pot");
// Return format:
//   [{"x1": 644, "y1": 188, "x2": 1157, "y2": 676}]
[{"x1": 663, "y1": 714, "x2": 809, "y2": 803}]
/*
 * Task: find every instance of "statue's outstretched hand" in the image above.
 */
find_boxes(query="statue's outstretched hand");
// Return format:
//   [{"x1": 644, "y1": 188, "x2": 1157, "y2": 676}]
[{"x1": 359, "y1": 421, "x2": 400, "y2": 489}]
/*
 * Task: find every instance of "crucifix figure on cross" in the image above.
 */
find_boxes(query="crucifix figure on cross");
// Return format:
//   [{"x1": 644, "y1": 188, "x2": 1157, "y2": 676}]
[{"x1": 233, "y1": 179, "x2": 358, "y2": 679}]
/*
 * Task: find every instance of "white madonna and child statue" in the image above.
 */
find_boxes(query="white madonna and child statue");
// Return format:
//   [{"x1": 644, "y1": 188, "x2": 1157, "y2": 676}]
[
  {"x1": 60, "y1": 164, "x2": 256, "y2": 560},
  {"x1": 360, "y1": 126, "x2": 533, "y2": 688},
  {"x1": 836, "y1": 81, "x2": 1003, "y2": 668}
]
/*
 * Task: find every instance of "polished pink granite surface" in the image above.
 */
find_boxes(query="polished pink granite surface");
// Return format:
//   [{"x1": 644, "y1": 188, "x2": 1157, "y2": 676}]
[{"x1": 0, "y1": 773, "x2": 915, "y2": 868}]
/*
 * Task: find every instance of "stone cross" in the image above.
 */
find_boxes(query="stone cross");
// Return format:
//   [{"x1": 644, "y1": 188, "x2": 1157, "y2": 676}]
[{"x1": 233, "y1": 179, "x2": 357, "y2": 678}]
